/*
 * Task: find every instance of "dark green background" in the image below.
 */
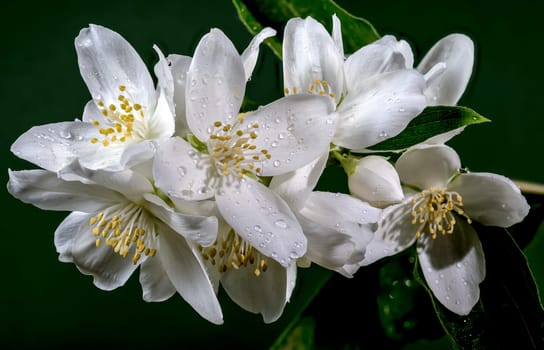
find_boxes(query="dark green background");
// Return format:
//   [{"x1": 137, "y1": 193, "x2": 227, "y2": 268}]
[{"x1": 1, "y1": 0, "x2": 543, "y2": 349}]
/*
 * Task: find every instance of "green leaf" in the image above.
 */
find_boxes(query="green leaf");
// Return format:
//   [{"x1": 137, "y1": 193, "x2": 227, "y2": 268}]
[
  {"x1": 232, "y1": 0, "x2": 380, "y2": 60},
  {"x1": 367, "y1": 106, "x2": 491, "y2": 152},
  {"x1": 414, "y1": 225, "x2": 544, "y2": 350},
  {"x1": 269, "y1": 317, "x2": 315, "y2": 350}
]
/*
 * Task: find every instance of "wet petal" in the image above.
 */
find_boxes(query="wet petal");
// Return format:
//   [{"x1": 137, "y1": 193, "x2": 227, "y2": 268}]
[
  {"x1": 54, "y1": 211, "x2": 88, "y2": 263},
  {"x1": 216, "y1": 178, "x2": 307, "y2": 267},
  {"x1": 221, "y1": 259, "x2": 295, "y2": 323},
  {"x1": 334, "y1": 69, "x2": 426, "y2": 150},
  {"x1": 186, "y1": 28, "x2": 245, "y2": 141},
  {"x1": 283, "y1": 16, "x2": 344, "y2": 100},
  {"x1": 75, "y1": 24, "x2": 156, "y2": 109},
  {"x1": 395, "y1": 144, "x2": 460, "y2": 190},
  {"x1": 417, "y1": 34, "x2": 474, "y2": 105},
  {"x1": 244, "y1": 94, "x2": 336, "y2": 176},
  {"x1": 448, "y1": 172, "x2": 530, "y2": 227},
  {"x1": 417, "y1": 219, "x2": 485, "y2": 315},
  {"x1": 167, "y1": 54, "x2": 192, "y2": 137},
  {"x1": 153, "y1": 137, "x2": 215, "y2": 200}
]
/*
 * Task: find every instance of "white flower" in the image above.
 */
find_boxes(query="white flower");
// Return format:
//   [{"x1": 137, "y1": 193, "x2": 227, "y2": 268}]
[
  {"x1": 153, "y1": 28, "x2": 337, "y2": 270},
  {"x1": 7, "y1": 161, "x2": 223, "y2": 324},
  {"x1": 282, "y1": 15, "x2": 427, "y2": 150},
  {"x1": 270, "y1": 153, "x2": 382, "y2": 277},
  {"x1": 11, "y1": 24, "x2": 174, "y2": 172},
  {"x1": 358, "y1": 144, "x2": 530, "y2": 315}
]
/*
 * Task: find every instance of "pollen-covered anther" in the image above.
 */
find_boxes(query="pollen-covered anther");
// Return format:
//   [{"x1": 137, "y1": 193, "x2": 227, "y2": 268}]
[
  {"x1": 411, "y1": 188, "x2": 472, "y2": 239},
  {"x1": 90, "y1": 85, "x2": 147, "y2": 147},
  {"x1": 89, "y1": 205, "x2": 156, "y2": 265},
  {"x1": 199, "y1": 231, "x2": 269, "y2": 277},
  {"x1": 207, "y1": 118, "x2": 272, "y2": 180}
]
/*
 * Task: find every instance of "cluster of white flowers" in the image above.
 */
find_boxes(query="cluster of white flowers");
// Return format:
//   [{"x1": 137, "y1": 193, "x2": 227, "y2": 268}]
[{"x1": 7, "y1": 16, "x2": 530, "y2": 324}]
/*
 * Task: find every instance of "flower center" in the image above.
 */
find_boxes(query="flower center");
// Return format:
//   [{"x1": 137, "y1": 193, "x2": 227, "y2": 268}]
[
  {"x1": 207, "y1": 115, "x2": 271, "y2": 179},
  {"x1": 411, "y1": 188, "x2": 472, "y2": 239},
  {"x1": 90, "y1": 85, "x2": 147, "y2": 147},
  {"x1": 198, "y1": 230, "x2": 269, "y2": 277},
  {"x1": 89, "y1": 203, "x2": 156, "y2": 265},
  {"x1": 285, "y1": 79, "x2": 336, "y2": 99}
]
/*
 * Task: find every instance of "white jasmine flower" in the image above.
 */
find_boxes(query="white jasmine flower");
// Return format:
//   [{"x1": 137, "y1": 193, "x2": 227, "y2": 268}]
[
  {"x1": 358, "y1": 144, "x2": 530, "y2": 315},
  {"x1": 153, "y1": 28, "x2": 337, "y2": 273},
  {"x1": 282, "y1": 15, "x2": 427, "y2": 150},
  {"x1": 11, "y1": 24, "x2": 174, "y2": 172},
  {"x1": 7, "y1": 161, "x2": 223, "y2": 324}
]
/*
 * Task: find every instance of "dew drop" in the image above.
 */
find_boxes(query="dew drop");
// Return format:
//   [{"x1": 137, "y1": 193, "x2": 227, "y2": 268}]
[
  {"x1": 326, "y1": 118, "x2": 333, "y2": 125},
  {"x1": 439, "y1": 273, "x2": 444, "y2": 279},
  {"x1": 254, "y1": 225, "x2": 262, "y2": 233},
  {"x1": 259, "y1": 242, "x2": 265, "y2": 248},
  {"x1": 289, "y1": 251, "x2": 298, "y2": 259},
  {"x1": 278, "y1": 132, "x2": 286, "y2": 140},
  {"x1": 271, "y1": 141, "x2": 279, "y2": 148},
  {"x1": 434, "y1": 279, "x2": 440, "y2": 284},
  {"x1": 177, "y1": 166, "x2": 186, "y2": 176},
  {"x1": 398, "y1": 107, "x2": 405, "y2": 112},
  {"x1": 274, "y1": 219, "x2": 288, "y2": 229},
  {"x1": 59, "y1": 130, "x2": 72, "y2": 139},
  {"x1": 379, "y1": 131, "x2": 389, "y2": 138},
  {"x1": 305, "y1": 118, "x2": 313, "y2": 125},
  {"x1": 273, "y1": 160, "x2": 281, "y2": 167},
  {"x1": 271, "y1": 251, "x2": 278, "y2": 258}
]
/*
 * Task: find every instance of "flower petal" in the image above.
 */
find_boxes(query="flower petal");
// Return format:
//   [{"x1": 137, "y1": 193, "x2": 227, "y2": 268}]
[
  {"x1": 152, "y1": 137, "x2": 215, "y2": 200},
  {"x1": 216, "y1": 178, "x2": 307, "y2": 267},
  {"x1": 448, "y1": 172, "x2": 530, "y2": 227},
  {"x1": 158, "y1": 223, "x2": 223, "y2": 324},
  {"x1": 241, "y1": 27, "x2": 276, "y2": 80},
  {"x1": 54, "y1": 211, "x2": 88, "y2": 263},
  {"x1": 348, "y1": 155, "x2": 404, "y2": 208},
  {"x1": 71, "y1": 218, "x2": 139, "y2": 291},
  {"x1": 10, "y1": 121, "x2": 99, "y2": 172},
  {"x1": 153, "y1": 45, "x2": 175, "y2": 115},
  {"x1": 186, "y1": 28, "x2": 245, "y2": 141},
  {"x1": 221, "y1": 259, "x2": 295, "y2": 323},
  {"x1": 244, "y1": 94, "x2": 336, "y2": 176},
  {"x1": 167, "y1": 54, "x2": 193, "y2": 137},
  {"x1": 283, "y1": 16, "x2": 344, "y2": 100},
  {"x1": 344, "y1": 35, "x2": 413, "y2": 90},
  {"x1": 144, "y1": 193, "x2": 218, "y2": 247},
  {"x1": 269, "y1": 150, "x2": 328, "y2": 212},
  {"x1": 139, "y1": 254, "x2": 176, "y2": 302},
  {"x1": 75, "y1": 24, "x2": 155, "y2": 109},
  {"x1": 359, "y1": 200, "x2": 418, "y2": 266},
  {"x1": 417, "y1": 218, "x2": 485, "y2": 315},
  {"x1": 119, "y1": 140, "x2": 158, "y2": 169},
  {"x1": 331, "y1": 14, "x2": 344, "y2": 57},
  {"x1": 395, "y1": 144, "x2": 460, "y2": 190},
  {"x1": 417, "y1": 34, "x2": 474, "y2": 105},
  {"x1": 8, "y1": 169, "x2": 120, "y2": 212},
  {"x1": 334, "y1": 69, "x2": 426, "y2": 150}
]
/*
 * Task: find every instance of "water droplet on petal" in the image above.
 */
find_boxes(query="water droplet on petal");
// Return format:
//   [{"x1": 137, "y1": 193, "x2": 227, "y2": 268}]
[
  {"x1": 273, "y1": 160, "x2": 281, "y2": 167},
  {"x1": 379, "y1": 131, "x2": 389, "y2": 138},
  {"x1": 59, "y1": 130, "x2": 72, "y2": 139},
  {"x1": 253, "y1": 225, "x2": 262, "y2": 233},
  {"x1": 177, "y1": 166, "x2": 186, "y2": 176},
  {"x1": 274, "y1": 219, "x2": 288, "y2": 229}
]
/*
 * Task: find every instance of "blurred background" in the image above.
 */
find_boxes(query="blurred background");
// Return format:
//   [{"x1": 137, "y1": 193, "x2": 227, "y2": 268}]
[{"x1": 1, "y1": 0, "x2": 542, "y2": 348}]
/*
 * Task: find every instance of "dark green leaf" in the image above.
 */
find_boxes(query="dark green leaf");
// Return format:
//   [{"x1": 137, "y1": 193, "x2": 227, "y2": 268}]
[
  {"x1": 414, "y1": 225, "x2": 544, "y2": 350},
  {"x1": 269, "y1": 317, "x2": 315, "y2": 350},
  {"x1": 368, "y1": 106, "x2": 490, "y2": 152},
  {"x1": 232, "y1": 0, "x2": 380, "y2": 59}
]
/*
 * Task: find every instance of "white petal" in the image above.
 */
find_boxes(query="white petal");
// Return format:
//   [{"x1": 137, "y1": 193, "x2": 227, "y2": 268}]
[
  {"x1": 417, "y1": 219, "x2": 485, "y2": 315},
  {"x1": 158, "y1": 223, "x2": 223, "y2": 324},
  {"x1": 139, "y1": 254, "x2": 176, "y2": 302},
  {"x1": 221, "y1": 258, "x2": 293, "y2": 323},
  {"x1": 143, "y1": 193, "x2": 218, "y2": 247},
  {"x1": 215, "y1": 178, "x2": 307, "y2": 267},
  {"x1": 7, "y1": 169, "x2": 120, "y2": 212},
  {"x1": 167, "y1": 54, "x2": 192, "y2": 137},
  {"x1": 417, "y1": 34, "x2": 474, "y2": 105},
  {"x1": 186, "y1": 28, "x2": 245, "y2": 141},
  {"x1": 244, "y1": 94, "x2": 336, "y2": 176},
  {"x1": 241, "y1": 27, "x2": 276, "y2": 80},
  {"x1": 423, "y1": 126, "x2": 466, "y2": 145},
  {"x1": 448, "y1": 173, "x2": 530, "y2": 227},
  {"x1": 359, "y1": 200, "x2": 418, "y2": 266},
  {"x1": 54, "y1": 212, "x2": 88, "y2": 263},
  {"x1": 71, "y1": 219, "x2": 139, "y2": 291},
  {"x1": 344, "y1": 35, "x2": 413, "y2": 89},
  {"x1": 146, "y1": 86, "x2": 176, "y2": 141},
  {"x1": 269, "y1": 150, "x2": 328, "y2": 212},
  {"x1": 119, "y1": 140, "x2": 158, "y2": 169},
  {"x1": 10, "y1": 121, "x2": 99, "y2": 172},
  {"x1": 331, "y1": 14, "x2": 344, "y2": 57},
  {"x1": 334, "y1": 69, "x2": 426, "y2": 150},
  {"x1": 283, "y1": 16, "x2": 344, "y2": 100},
  {"x1": 348, "y1": 156, "x2": 404, "y2": 208},
  {"x1": 75, "y1": 24, "x2": 156, "y2": 109},
  {"x1": 153, "y1": 45, "x2": 175, "y2": 115},
  {"x1": 153, "y1": 137, "x2": 215, "y2": 200},
  {"x1": 395, "y1": 144, "x2": 460, "y2": 190}
]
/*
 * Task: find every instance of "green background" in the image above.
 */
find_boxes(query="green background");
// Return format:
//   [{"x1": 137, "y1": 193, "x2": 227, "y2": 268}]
[{"x1": 1, "y1": 0, "x2": 543, "y2": 348}]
